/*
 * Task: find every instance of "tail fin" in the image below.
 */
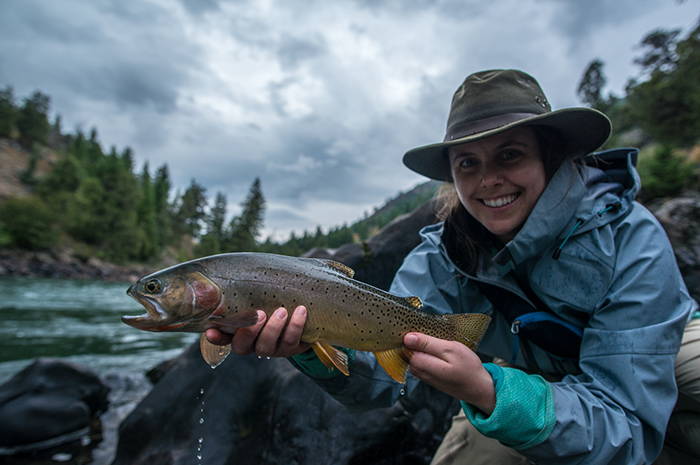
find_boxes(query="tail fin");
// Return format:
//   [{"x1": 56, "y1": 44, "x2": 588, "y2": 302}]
[{"x1": 445, "y1": 313, "x2": 491, "y2": 351}]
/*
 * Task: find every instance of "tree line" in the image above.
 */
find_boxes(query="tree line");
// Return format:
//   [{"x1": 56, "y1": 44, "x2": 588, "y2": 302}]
[
  {"x1": 576, "y1": 17, "x2": 700, "y2": 201},
  {"x1": 0, "y1": 88, "x2": 432, "y2": 261}
]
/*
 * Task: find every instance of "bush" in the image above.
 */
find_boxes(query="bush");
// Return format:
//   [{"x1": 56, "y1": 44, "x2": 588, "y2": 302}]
[
  {"x1": 637, "y1": 145, "x2": 697, "y2": 201},
  {"x1": 0, "y1": 197, "x2": 57, "y2": 250}
]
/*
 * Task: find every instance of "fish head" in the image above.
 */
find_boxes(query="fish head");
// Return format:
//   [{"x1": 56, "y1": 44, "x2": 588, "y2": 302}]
[{"x1": 123, "y1": 264, "x2": 222, "y2": 332}]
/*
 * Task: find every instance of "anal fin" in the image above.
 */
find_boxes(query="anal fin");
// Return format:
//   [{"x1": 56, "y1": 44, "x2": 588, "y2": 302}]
[
  {"x1": 311, "y1": 341, "x2": 350, "y2": 376},
  {"x1": 374, "y1": 346, "x2": 413, "y2": 384},
  {"x1": 200, "y1": 333, "x2": 231, "y2": 368}
]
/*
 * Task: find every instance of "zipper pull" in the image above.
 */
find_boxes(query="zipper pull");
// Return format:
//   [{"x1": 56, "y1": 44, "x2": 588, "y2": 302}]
[{"x1": 511, "y1": 320, "x2": 521, "y2": 334}]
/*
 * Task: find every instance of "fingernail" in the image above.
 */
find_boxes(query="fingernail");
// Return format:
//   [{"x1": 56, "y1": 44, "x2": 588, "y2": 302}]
[
  {"x1": 275, "y1": 308, "x2": 288, "y2": 320},
  {"x1": 405, "y1": 334, "x2": 418, "y2": 348},
  {"x1": 296, "y1": 306, "x2": 306, "y2": 316}
]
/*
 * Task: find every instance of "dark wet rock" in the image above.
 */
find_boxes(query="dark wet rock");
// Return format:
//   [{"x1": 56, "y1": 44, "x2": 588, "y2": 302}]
[
  {"x1": 650, "y1": 194, "x2": 700, "y2": 302},
  {"x1": 113, "y1": 344, "x2": 459, "y2": 465},
  {"x1": 304, "y1": 199, "x2": 441, "y2": 291},
  {"x1": 0, "y1": 359, "x2": 109, "y2": 455}
]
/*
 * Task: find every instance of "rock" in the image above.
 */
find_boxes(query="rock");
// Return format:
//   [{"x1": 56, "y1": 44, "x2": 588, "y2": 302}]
[
  {"x1": 650, "y1": 195, "x2": 700, "y2": 302},
  {"x1": 0, "y1": 358, "x2": 110, "y2": 455},
  {"x1": 113, "y1": 344, "x2": 459, "y2": 465},
  {"x1": 304, "y1": 199, "x2": 441, "y2": 291}
]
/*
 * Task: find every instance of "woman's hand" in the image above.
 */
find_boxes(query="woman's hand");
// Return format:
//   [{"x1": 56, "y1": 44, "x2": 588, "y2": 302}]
[
  {"x1": 205, "y1": 306, "x2": 311, "y2": 358},
  {"x1": 405, "y1": 332, "x2": 496, "y2": 416}
]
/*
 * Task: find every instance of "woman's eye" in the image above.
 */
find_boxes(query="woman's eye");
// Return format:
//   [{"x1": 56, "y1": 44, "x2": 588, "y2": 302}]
[
  {"x1": 458, "y1": 158, "x2": 478, "y2": 168},
  {"x1": 501, "y1": 150, "x2": 522, "y2": 161}
]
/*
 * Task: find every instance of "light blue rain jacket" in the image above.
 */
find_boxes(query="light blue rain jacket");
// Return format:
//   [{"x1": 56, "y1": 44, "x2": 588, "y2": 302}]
[{"x1": 293, "y1": 148, "x2": 694, "y2": 464}]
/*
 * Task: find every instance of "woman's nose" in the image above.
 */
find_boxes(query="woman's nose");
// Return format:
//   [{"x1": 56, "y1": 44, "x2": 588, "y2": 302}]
[{"x1": 480, "y1": 167, "x2": 504, "y2": 187}]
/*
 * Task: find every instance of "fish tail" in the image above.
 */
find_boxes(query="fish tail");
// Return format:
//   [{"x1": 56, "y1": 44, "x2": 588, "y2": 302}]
[{"x1": 444, "y1": 313, "x2": 491, "y2": 351}]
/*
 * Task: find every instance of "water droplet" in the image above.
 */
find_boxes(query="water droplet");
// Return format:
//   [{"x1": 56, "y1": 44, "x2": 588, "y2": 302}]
[
  {"x1": 400, "y1": 388, "x2": 406, "y2": 396},
  {"x1": 199, "y1": 437, "x2": 204, "y2": 444},
  {"x1": 197, "y1": 454, "x2": 202, "y2": 460},
  {"x1": 218, "y1": 347, "x2": 225, "y2": 356},
  {"x1": 258, "y1": 355, "x2": 262, "y2": 359},
  {"x1": 266, "y1": 356, "x2": 271, "y2": 360},
  {"x1": 199, "y1": 418, "x2": 205, "y2": 425},
  {"x1": 200, "y1": 388, "x2": 205, "y2": 395}
]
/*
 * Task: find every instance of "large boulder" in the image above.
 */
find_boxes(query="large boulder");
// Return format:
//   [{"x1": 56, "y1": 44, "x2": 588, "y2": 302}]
[
  {"x1": 113, "y1": 344, "x2": 459, "y2": 465},
  {"x1": 0, "y1": 358, "x2": 109, "y2": 455},
  {"x1": 304, "y1": 199, "x2": 441, "y2": 291},
  {"x1": 651, "y1": 195, "x2": 700, "y2": 301}
]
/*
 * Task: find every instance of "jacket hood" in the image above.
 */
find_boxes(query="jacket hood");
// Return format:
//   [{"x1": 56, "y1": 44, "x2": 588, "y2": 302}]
[{"x1": 492, "y1": 147, "x2": 640, "y2": 275}]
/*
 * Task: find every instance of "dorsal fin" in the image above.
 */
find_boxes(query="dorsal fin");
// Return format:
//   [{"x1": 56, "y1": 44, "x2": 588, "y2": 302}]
[{"x1": 321, "y1": 259, "x2": 355, "y2": 278}]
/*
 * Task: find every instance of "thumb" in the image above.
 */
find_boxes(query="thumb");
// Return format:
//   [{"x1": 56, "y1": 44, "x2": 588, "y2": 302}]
[{"x1": 404, "y1": 332, "x2": 432, "y2": 352}]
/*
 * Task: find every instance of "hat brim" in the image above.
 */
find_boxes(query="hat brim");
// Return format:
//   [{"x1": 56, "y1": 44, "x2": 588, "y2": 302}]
[{"x1": 402, "y1": 107, "x2": 612, "y2": 182}]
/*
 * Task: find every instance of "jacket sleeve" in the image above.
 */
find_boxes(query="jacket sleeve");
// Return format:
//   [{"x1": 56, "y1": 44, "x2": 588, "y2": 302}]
[
  {"x1": 519, "y1": 207, "x2": 692, "y2": 464},
  {"x1": 289, "y1": 226, "x2": 461, "y2": 412}
]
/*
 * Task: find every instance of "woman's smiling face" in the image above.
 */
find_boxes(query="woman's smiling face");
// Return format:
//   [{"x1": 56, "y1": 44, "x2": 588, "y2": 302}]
[{"x1": 448, "y1": 126, "x2": 547, "y2": 244}]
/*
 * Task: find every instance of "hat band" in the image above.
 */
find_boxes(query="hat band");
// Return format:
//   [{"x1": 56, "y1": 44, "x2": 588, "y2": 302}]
[{"x1": 444, "y1": 112, "x2": 539, "y2": 142}]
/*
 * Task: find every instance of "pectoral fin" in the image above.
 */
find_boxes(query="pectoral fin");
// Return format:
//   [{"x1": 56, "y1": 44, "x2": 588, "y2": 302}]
[
  {"x1": 311, "y1": 341, "x2": 350, "y2": 376},
  {"x1": 207, "y1": 310, "x2": 259, "y2": 330},
  {"x1": 373, "y1": 346, "x2": 413, "y2": 384},
  {"x1": 199, "y1": 333, "x2": 231, "y2": 368}
]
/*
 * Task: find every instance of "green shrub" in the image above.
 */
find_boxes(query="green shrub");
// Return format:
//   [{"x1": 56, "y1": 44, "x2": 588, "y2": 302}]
[
  {"x1": 637, "y1": 145, "x2": 697, "y2": 201},
  {"x1": 0, "y1": 197, "x2": 57, "y2": 250}
]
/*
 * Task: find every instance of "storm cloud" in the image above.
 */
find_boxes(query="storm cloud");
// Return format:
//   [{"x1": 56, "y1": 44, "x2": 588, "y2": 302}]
[{"x1": 0, "y1": 0, "x2": 697, "y2": 239}]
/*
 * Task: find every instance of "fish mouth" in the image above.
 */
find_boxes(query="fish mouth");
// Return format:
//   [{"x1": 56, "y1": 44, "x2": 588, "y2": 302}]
[{"x1": 123, "y1": 286, "x2": 171, "y2": 330}]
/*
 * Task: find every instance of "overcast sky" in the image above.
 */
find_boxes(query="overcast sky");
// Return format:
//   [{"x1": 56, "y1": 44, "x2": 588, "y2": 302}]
[{"x1": 1, "y1": 0, "x2": 698, "y2": 240}]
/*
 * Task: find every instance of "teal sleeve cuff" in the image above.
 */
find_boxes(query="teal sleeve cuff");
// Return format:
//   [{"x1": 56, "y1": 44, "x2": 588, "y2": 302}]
[
  {"x1": 290, "y1": 347, "x2": 356, "y2": 380},
  {"x1": 461, "y1": 365, "x2": 556, "y2": 450}
]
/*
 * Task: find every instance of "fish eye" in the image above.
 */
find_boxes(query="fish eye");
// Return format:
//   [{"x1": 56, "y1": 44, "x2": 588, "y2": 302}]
[{"x1": 144, "y1": 279, "x2": 162, "y2": 294}]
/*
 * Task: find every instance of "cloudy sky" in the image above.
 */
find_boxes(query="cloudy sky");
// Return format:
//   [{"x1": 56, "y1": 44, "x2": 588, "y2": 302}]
[{"x1": 1, "y1": 0, "x2": 698, "y2": 240}]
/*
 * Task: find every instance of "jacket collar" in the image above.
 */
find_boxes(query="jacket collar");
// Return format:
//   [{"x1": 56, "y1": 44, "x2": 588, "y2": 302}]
[{"x1": 492, "y1": 161, "x2": 585, "y2": 275}]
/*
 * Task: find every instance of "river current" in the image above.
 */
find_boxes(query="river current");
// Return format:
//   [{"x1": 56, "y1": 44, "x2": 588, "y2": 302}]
[{"x1": 0, "y1": 276, "x2": 198, "y2": 464}]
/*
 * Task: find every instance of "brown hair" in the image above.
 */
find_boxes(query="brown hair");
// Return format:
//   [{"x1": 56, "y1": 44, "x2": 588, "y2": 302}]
[{"x1": 436, "y1": 125, "x2": 568, "y2": 274}]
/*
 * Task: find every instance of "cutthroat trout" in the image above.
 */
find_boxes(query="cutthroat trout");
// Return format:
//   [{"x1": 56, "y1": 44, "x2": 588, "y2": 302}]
[{"x1": 123, "y1": 252, "x2": 490, "y2": 383}]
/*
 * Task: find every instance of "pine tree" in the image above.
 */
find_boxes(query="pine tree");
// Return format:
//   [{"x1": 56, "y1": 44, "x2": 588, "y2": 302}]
[
  {"x1": 227, "y1": 178, "x2": 266, "y2": 252},
  {"x1": 0, "y1": 86, "x2": 17, "y2": 138},
  {"x1": 16, "y1": 91, "x2": 50, "y2": 148}
]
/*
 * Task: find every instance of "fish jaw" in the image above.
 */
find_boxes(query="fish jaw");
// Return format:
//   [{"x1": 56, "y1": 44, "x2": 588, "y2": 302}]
[{"x1": 123, "y1": 287, "x2": 188, "y2": 331}]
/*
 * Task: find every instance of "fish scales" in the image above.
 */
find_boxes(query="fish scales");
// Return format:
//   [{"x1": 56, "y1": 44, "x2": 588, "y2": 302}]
[{"x1": 123, "y1": 252, "x2": 491, "y2": 383}]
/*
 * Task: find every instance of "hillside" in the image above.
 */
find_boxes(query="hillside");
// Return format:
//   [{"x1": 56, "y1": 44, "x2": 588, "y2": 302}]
[
  {"x1": 0, "y1": 139, "x2": 59, "y2": 200},
  {"x1": 0, "y1": 139, "x2": 440, "y2": 279}
]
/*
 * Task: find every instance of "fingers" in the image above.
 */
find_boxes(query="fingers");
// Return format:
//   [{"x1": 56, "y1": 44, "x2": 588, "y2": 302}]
[
  {"x1": 205, "y1": 328, "x2": 233, "y2": 346},
  {"x1": 276, "y1": 306, "x2": 310, "y2": 356},
  {"x1": 230, "y1": 310, "x2": 266, "y2": 356},
  {"x1": 254, "y1": 307, "x2": 289, "y2": 357},
  {"x1": 228, "y1": 306, "x2": 309, "y2": 358}
]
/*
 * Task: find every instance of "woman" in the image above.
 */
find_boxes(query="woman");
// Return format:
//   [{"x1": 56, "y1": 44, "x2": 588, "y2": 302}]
[{"x1": 207, "y1": 69, "x2": 698, "y2": 463}]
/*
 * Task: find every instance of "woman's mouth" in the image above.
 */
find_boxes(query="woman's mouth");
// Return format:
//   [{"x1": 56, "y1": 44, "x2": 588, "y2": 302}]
[{"x1": 481, "y1": 194, "x2": 520, "y2": 208}]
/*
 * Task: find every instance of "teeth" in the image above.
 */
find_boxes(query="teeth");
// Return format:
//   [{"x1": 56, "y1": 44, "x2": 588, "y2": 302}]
[{"x1": 483, "y1": 194, "x2": 518, "y2": 208}]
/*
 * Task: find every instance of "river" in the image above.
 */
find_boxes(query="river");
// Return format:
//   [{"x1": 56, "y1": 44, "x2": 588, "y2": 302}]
[{"x1": 0, "y1": 276, "x2": 198, "y2": 464}]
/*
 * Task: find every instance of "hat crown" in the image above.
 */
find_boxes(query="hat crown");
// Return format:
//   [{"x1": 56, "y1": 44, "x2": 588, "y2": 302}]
[{"x1": 446, "y1": 69, "x2": 551, "y2": 141}]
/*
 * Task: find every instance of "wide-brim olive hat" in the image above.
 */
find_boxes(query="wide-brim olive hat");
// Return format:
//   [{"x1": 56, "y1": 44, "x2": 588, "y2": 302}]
[{"x1": 403, "y1": 69, "x2": 612, "y2": 181}]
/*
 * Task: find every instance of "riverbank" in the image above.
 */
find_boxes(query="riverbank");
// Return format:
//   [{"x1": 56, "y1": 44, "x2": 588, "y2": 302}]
[{"x1": 0, "y1": 248, "x2": 160, "y2": 282}]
